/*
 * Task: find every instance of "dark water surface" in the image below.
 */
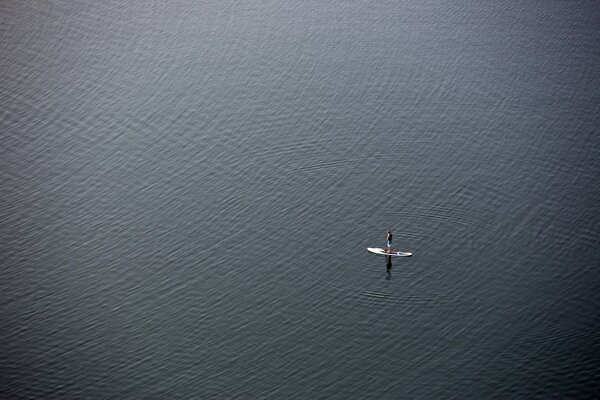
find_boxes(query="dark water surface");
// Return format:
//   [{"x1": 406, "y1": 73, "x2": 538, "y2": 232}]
[{"x1": 2, "y1": 1, "x2": 599, "y2": 398}]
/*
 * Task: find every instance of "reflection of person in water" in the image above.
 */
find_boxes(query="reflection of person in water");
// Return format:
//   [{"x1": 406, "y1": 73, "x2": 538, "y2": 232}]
[{"x1": 386, "y1": 255, "x2": 392, "y2": 279}]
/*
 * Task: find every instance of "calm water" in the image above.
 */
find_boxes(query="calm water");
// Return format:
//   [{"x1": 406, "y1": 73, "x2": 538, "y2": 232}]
[{"x1": 2, "y1": 1, "x2": 599, "y2": 398}]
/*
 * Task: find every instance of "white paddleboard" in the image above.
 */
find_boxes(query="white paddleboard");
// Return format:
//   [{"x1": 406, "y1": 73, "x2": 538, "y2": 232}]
[{"x1": 367, "y1": 247, "x2": 412, "y2": 257}]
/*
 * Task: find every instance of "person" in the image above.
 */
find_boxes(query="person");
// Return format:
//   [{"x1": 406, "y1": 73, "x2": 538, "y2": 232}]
[{"x1": 386, "y1": 229, "x2": 393, "y2": 253}]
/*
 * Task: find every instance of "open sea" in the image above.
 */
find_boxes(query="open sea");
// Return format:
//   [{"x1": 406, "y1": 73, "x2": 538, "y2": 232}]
[{"x1": 1, "y1": 1, "x2": 599, "y2": 398}]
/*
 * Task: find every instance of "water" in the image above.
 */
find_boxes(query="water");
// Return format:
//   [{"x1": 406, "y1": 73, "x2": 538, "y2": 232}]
[{"x1": 2, "y1": 0, "x2": 599, "y2": 398}]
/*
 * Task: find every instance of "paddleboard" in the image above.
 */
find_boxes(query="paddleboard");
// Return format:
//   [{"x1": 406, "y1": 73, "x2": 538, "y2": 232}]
[{"x1": 367, "y1": 247, "x2": 412, "y2": 257}]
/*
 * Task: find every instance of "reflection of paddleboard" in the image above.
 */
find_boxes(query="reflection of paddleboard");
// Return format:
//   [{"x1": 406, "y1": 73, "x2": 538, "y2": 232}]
[{"x1": 367, "y1": 247, "x2": 412, "y2": 257}]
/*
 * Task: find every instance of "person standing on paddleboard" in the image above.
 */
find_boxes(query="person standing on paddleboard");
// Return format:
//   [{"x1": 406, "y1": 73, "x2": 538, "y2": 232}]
[{"x1": 386, "y1": 229, "x2": 393, "y2": 253}]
